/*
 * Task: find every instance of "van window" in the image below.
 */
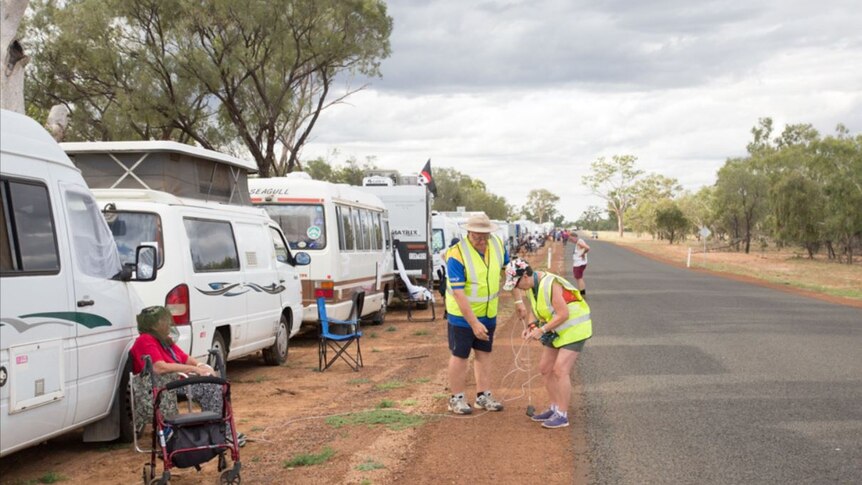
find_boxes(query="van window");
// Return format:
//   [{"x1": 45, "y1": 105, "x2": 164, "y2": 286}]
[
  {"x1": 340, "y1": 205, "x2": 355, "y2": 250},
  {"x1": 0, "y1": 178, "x2": 60, "y2": 274},
  {"x1": 65, "y1": 188, "x2": 122, "y2": 278},
  {"x1": 432, "y1": 228, "x2": 445, "y2": 253},
  {"x1": 374, "y1": 212, "x2": 383, "y2": 250},
  {"x1": 183, "y1": 218, "x2": 239, "y2": 272},
  {"x1": 261, "y1": 204, "x2": 326, "y2": 250},
  {"x1": 352, "y1": 208, "x2": 364, "y2": 250},
  {"x1": 269, "y1": 226, "x2": 290, "y2": 264},
  {"x1": 104, "y1": 211, "x2": 164, "y2": 268},
  {"x1": 360, "y1": 209, "x2": 374, "y2": 250}
]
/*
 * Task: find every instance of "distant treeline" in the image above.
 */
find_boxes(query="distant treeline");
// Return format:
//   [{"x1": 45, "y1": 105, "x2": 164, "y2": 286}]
[{"x1": 576, "y1": 118, "x2": 862, "y2": 264}]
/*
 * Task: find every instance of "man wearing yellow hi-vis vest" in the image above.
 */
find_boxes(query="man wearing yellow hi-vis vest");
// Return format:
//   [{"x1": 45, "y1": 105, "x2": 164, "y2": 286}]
[
  {"x1": 444, "y1": 213, "x2": 509, "y2": 415},
  {"x1": 504, "y1": 258, "x2": 592, "y2": 429}
]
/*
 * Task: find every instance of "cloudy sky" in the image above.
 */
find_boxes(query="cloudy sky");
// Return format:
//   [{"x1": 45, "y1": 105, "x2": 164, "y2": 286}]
[{"x1": 302, "y1": 0, "x2": 862, "y2": 221}]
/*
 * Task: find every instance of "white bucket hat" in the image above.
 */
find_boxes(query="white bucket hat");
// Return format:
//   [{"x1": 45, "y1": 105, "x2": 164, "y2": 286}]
[{"x1": 462, "y1": 213, "x2": 499, "y2": 233}]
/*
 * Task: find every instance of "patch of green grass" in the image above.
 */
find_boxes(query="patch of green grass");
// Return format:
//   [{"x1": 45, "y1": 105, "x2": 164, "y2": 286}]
[
  {"x1": 348, "y1": 377, "x2": 371, "y2": 385},
  {"x1": 326, "y1": 409, "x2": 425, "y2": 431},
  {"x1": 250, "y1": 426, "x2": 264, "y2": 432},
  {"x1": 385, "y1": 325, "x2": 397, "y2": 332},
  {"x1": 251, "y1": 455, "x2": 261, "y2": 463},
  {"x1": 412, "y1": 329, "x2": 429, "y2": 336},
  {"x1": 360, "y1": 480, "x2": 373, "y2": 485},
  {"x1": 356, "y1": 459, "x2": 386, "y2": 471},
  {"x1": 38, "y1": 472, "x2": 66, "y2": 484},
  {"x1": 414, "y1": 377, "x2": 431, "y2": 384},
  {"x1": 255, "y1": 374, "x2": 271, "y2": 383},
  {"x1": 371, "y1": 348, "x2": 381, "y2": 353},
  {"x1": 376, "y1": 399, "x2": 395, "y2": 409},
  {"x1": 401, "y1": 399, "x2": 417, "y2": 407},
  {"x1": 374, "y1": 380, "x2": 405, "y2": 391},
  {"x1": 283, "y1": 447, "x2": 336, "y2": 468},
  {"x1": 432, "y1": 393, "x2": 448, "y2": 400},
  {"x1": 369, "y1": 332, "x2": 378, "y2": 339}
]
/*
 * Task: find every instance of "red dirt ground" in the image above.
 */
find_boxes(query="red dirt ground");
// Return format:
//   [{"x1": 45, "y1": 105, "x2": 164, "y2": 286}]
[{"x1": 0, "y1": 242, "x2": 589, "y2": 485}]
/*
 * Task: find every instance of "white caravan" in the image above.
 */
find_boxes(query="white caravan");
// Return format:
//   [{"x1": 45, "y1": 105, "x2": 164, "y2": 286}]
[
  {"x1": 62, "y1": 142, "x2": 310, "y2": 368},
  {"x1": 249, "y1": 174, "x2": 394, "y2": 324},
  {"x1": 1, "y1": 110, "x2": 157, "y2": 456},
  {"x1": 359, "y1": 175, "x2": 433, "y2": 300}
]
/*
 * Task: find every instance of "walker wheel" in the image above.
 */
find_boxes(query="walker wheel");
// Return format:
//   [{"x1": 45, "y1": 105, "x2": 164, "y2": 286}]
[{"x1": 218, "y1": 469, "x2": 241, "y2": 484}]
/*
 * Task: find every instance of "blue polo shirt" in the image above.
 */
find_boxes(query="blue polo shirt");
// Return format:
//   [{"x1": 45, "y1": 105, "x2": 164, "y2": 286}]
[{"x1": 446, "y1": 241, "x2": 509, "y2": 329}]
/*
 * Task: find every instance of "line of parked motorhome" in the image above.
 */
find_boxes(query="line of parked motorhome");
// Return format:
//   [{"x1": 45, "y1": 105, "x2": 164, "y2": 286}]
[{"x1": 0, "y1": 109, "x2": 551, "y2": 458}]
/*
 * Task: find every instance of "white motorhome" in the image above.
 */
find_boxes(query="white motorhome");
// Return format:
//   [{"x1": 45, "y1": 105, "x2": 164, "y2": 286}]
[
  {"x1": 1, "y1": 110, "x2": 157, "y2": 456},
  {"x1": 249, "y1": 174, "x2": 394, "y2": 324},
  {"x1": 62, "y1": 142, "x2": 310, "y2": 368},
  {"x1": 359, "y1": 174, "x2": 433, "y2": 300}
]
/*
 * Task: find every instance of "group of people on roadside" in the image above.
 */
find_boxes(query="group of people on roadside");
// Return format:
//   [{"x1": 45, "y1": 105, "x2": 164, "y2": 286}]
[{"x1": 443, "y1": 213, "x2": 592, "y2": 429}]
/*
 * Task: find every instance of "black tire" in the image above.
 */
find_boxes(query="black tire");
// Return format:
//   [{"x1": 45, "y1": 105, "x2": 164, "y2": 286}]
[
  {"x1": 208, "y1": 331, "x2": 228, "y2": 378},
  {"x1": 370, "y1": 303, "x2": 386, "y2": 325},
  {"x1": 118, "y1": 358, "x2": 135, "y2": 442},
  {"x1": 262, "y1": 314, "x2": 289, "y2": 365}
]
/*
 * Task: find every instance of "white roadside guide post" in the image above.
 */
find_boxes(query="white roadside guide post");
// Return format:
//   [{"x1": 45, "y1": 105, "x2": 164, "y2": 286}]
[
  {"x1": 548, "y1": 246, "x2": 552, "y2": 268},
  {"x1": 699, "y1": 226, "x2": 711, "y2": 266}
]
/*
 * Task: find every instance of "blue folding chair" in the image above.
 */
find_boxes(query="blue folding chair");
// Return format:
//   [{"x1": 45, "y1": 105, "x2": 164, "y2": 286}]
[{"x1": 318, "y1": 291, "x2": 364, "y2": 371}]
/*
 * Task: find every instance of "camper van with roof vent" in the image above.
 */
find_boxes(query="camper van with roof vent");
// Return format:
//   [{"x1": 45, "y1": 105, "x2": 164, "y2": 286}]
[{"x1": 62, "y1": 142, "x2": 310, "y2": 370}]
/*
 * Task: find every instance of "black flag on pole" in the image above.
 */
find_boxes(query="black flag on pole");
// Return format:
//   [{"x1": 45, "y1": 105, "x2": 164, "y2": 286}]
[{"x1": 419, "y1": 159, "x2": 437, "y2": 196}]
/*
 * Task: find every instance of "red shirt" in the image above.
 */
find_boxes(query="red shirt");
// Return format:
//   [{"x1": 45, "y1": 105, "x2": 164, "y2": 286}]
[{"x1": 130, "y1": 333, "x2": 189, "y2": 374}]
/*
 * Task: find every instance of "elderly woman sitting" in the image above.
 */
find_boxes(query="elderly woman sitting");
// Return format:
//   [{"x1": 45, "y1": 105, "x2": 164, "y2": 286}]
[{"x1": 130, "y1": 306, "x2": 244, "y2": 445}]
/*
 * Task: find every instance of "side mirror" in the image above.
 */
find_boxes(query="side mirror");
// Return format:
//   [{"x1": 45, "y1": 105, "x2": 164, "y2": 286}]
[
  {"x1": 135, "y1": 245, "x2": 158, "y2": 281},
  {"x1": 293, "y1": 251, "x2": 311, "y2": 266}
]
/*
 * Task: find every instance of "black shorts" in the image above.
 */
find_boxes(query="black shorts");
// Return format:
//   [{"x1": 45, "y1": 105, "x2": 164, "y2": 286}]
[{"x1": 448, "y1": 324, "x2": 495, "y2": 358}]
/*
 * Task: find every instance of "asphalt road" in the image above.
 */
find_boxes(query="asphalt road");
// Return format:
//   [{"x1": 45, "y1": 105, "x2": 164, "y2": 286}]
[{"x1": 566, "y1": 238, "x2": 862, "y2": 484}]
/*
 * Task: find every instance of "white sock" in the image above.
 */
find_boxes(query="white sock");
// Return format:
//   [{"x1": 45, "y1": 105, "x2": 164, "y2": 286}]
[
  {"x1": 558, "y1": 410, "x2": 567, "y2": 418},
  {"x1": 550, "y1": 403, "x2": 558, "y2": 412}
]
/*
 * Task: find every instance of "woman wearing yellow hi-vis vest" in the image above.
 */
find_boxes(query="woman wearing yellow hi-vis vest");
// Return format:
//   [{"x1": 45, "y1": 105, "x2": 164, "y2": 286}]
[{"x1": 504, "y1": 258, "x2": 592, "y2": 429}]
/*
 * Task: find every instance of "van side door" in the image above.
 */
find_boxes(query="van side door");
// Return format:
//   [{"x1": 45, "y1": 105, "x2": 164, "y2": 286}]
[
  {"x1": 60, "y1": 183, "x2": 136, "y2": 424},
  {"x1": 183, "y1": 217, "x2": 244, "y2": 362},
  {"x1": 0, "y1": 174, "x2": 73, "y2": 456},
  {"x1": 233, "y1": 221, "x2": 281, "y2": 351}
]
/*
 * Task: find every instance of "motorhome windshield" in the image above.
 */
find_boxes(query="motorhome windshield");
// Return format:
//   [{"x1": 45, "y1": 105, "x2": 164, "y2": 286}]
[
  {"x1": 261, "y1": 204, "x2": 327, "y2": 250},
  {"x1": 103, "y1": 211, "x2": 163, "y2": 267}
]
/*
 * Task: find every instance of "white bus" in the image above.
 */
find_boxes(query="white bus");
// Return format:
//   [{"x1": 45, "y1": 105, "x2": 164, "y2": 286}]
[{"x1": 249, "y1": 174, "x2": 394, "y2": 324}]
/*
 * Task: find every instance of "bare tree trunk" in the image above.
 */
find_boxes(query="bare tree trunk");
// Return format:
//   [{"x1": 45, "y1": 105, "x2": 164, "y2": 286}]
[
  {"x1": 0, "y1": 0, "x2": 30, "y2": 113},
  {"x1": 616, "y1": 211, "x2": 624, "y2": 237}
]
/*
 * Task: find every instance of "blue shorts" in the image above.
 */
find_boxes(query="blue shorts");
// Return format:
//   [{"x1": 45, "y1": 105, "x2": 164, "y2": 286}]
[{"x1": 448, "y1": 324, "x2": 495, "y2": 358}]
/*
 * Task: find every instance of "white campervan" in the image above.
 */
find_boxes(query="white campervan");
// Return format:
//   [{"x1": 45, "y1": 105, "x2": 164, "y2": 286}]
[
  {"x1": 62, "y1": 142, "x2": 310, "y2": 368},
  {"x1": 1, "y1": 110, "x2": 157, "y2": 456},
  {"x1": 249, "y1": 174, "x2": 394, "y2": 325}
]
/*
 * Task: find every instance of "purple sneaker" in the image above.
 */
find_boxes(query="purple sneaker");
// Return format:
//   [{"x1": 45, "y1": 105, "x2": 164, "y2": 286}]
[
  {"x1": 541, "y1": 412, "x2": 569, "y2": 429},
  {"x1": 530, "y1": 408, "x2": 555, "y2": 422}
]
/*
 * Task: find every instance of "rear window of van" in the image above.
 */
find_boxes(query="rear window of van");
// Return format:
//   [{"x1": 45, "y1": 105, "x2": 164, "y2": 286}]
[{"x1": 104, "y1": 211, "x2": 164, "y2": 268}]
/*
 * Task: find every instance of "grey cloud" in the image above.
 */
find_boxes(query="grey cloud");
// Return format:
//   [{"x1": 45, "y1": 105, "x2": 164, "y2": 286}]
[{"x1": 374, "y1": 0, "x2": 862, "y2": 93}]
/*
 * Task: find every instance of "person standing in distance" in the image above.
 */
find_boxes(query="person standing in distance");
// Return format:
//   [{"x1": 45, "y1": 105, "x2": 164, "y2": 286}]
[
  {"x1": 570, "y1": 231, "x2": 590, "y2": 296},
  {"x1": 505, "y1": 258, "x2": 592, "y2": 429},
  {"x1": 445, "y1": 213, "x2": 509, "y2": 414}
]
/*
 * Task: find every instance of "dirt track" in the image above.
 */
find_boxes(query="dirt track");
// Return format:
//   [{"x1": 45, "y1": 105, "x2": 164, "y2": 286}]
[{"x1": 0, "y1": 242, "x2": 589, "y2": 485}]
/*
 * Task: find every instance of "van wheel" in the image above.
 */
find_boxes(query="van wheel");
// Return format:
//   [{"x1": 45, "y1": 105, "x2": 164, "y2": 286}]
[
  {"x1": 208, "y1": 332, "x2": 228, "y2": 378},
  {"x1": 118, "y1": 359, "x2": 134, "y2": 442},
  {"x1": 263, "y1": 314, "x2": 289, "y2": 365},
  {"x1": 370, "y1": 304, "x2": 386, "y2": 326}
]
